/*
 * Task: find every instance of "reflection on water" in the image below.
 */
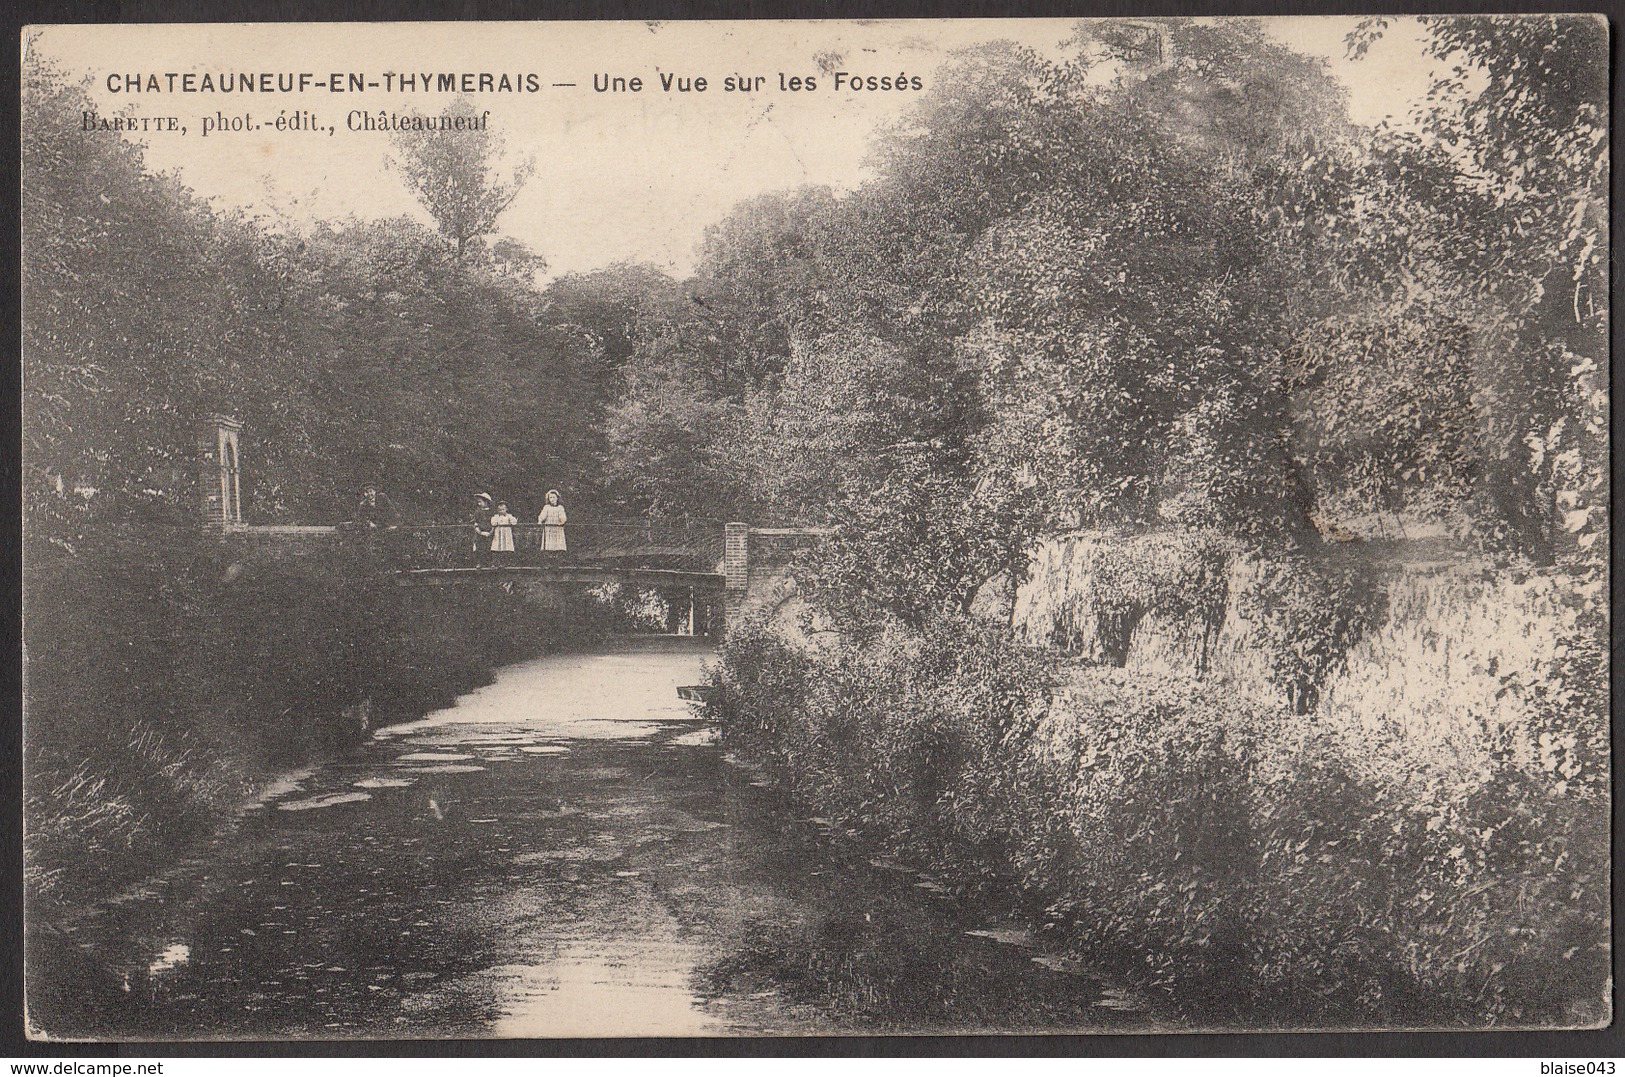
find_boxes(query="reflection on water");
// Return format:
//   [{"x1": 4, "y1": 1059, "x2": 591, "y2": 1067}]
[
  {"x1": 28, "y1": 637, "x2": 1147, "y2": 1039},
  {"x1": 147, "y1": 943, "x2": 191, "y2": 977},
  {"x1": 278, "y1": 793, "x2": 373, "y2": 812},
  {"x1": 386, "y1": 644, "x2": 703, "y2": 742},
  {"x1": 483, "y1": 939, "x2": 717, "y2": 1038}
]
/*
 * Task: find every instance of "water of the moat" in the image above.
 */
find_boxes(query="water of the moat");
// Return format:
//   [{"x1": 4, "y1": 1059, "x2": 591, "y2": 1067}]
[{"x1": 28, "y1": 637, "x2": 1149, "y2": 1039}]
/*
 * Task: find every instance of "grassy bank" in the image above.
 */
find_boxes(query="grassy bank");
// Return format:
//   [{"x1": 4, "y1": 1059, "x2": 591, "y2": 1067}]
[
  {"x1": 708, "y1": 537, "x2": 1609, "y2": 1028},
  {"x1": 23, "y1": 529, "x2": 608, "y2": 911}
]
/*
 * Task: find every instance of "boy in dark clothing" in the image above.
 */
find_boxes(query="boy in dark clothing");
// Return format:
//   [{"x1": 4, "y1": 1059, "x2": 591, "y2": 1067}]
[
  {"x1": 470, "y1": 493, "x2": 494, "y2": 566},
  {"x1": 355, "y1": 483, "x2": 399, "y2": 528}
]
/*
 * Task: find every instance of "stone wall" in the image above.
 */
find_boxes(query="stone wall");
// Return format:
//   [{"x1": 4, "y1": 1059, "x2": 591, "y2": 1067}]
[{"x1": 723, "y1": 525, "x2": 829, "y2": 634}]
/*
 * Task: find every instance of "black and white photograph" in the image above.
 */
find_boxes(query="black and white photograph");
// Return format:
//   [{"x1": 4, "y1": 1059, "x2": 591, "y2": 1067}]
[{"x1": 19, "y1": 15, "x2": 1611, "y2": 1039}]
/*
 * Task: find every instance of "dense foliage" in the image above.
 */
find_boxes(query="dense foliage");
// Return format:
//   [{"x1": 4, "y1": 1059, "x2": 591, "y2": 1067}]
[
  {"x1": 24, "y1": 67, "x2": 619, "y2": 537},
  {"x1": 386, "y1": 96, "x2": 537, "y2": 262},
  {"x1": 593, "y1": 16, "x2": 1607, "y2": 588},
  {"x1": 712, "y1": 584, "x2": 1608, "y2": 1026},
  {"x1": 31, "y1": 17, "x2": 1604, "y2": 560},
  {"x1": 699, "y1": 19, "x2": 1610, "y2": 1014},
  {"x1": 23, "y1": 528, "x2": 595, "y2": 904}
]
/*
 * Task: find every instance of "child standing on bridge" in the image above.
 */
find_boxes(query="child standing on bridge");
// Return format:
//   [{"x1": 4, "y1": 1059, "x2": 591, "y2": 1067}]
[
  {"x1": 538, "y1": 490, "x2": 567, "y2": 554},
  {"x1": 490, "y1": 502, "x2": 517, "y2": 565},
  {"x1": 470, "y1": 492, "x2": 494, "y2": 566}
]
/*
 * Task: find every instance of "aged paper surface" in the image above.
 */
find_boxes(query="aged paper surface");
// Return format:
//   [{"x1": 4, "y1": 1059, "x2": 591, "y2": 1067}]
[{"x1": 21, "y1": 18, "x2": 1609, "y2": 1039}]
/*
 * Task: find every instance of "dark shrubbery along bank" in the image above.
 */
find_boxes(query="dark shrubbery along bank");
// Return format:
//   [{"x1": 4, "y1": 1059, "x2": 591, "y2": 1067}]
[
  {"x1": 708, "y1": 539, "x2": 1609, "y2": 1028},
  {"x1": 23, "y1": 528, "x2": 600, "y2": 910}
]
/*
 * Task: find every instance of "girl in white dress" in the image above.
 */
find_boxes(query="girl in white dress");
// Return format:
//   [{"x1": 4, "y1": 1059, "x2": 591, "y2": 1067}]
[
  {"x1": 490, "y1": 502, "x2": 518, "y2": 563},
  {"x1": 538, "y1": 490, "x2": 567, "y2": 552}
]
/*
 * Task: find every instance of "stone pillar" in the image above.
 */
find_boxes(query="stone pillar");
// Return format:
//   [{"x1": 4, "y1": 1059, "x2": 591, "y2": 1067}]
[
  {"x1": 198, "y1": 414, "x2": 244, "y2": 529},
  {"x1": 723, "y1": 522, "x2": 750, "y2": 633}
]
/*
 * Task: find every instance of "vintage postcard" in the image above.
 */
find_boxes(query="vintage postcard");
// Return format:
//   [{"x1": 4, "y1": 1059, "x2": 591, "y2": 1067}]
[{"x1": 20, "y1": 16, "x2": 1609, "y2": 1039}]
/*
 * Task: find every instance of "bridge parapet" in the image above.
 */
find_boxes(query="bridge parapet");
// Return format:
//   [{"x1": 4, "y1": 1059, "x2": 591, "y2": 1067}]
[{"x1": 386, "y1": 519, "x2": 726, "y2": 572}]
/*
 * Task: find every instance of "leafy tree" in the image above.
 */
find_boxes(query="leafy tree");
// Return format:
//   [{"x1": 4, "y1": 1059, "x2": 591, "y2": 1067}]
[
  {"x1": 541, "y1": 262, "x2": 687, "y2": 372},
  {"x1": 601, "y1": 354, "x2": 752, "y2": 518},
  {"x1": 1335, "y1": 15, "x2": 1608, "y2": 561},
  {"x1": 282, "y1": 214, "x2": 609, "y2": 519},
  {"x1": 599, "y1": 45, "x2": 1069, "y2": 526},
  {"x1": 387, "y1": 98, "x2": 537, "y2": 260},
  {"x1": 1078, "y1": 19, "x2": 1355, "y2": 164},
  {"x1": 795, "y1": 447, "x2": 1039, "y2": 630},
  {"x1": 22, "y1": 60, "x2": 341, "y2": 546},
  {"x1": 24, "y1": 59, "x2": 615, "y2": 535},
  {"x1": 1288, "y1": 300, "x2": 1480, "y2": 524},
  {"x1": 952, "y1": 28, "x2": 1337, "y2": 542},
  {"x1": 693, "y1": 186, "x2": 840, "y2": 386},
  {"x1": 598, "y1": 17, "x2": 1606, "y2": 571},
  {"x1": 1418, "y1": 14, "x2": 1608, "y2": 564},
  {"x1": 736, "y1": 329, "x2": 952, "y2": 519}
]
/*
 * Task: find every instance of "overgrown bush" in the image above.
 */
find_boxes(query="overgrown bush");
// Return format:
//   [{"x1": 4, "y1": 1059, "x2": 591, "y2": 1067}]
[
  {"x1": 711, "y1": 589, "x2": 1610, "y2": 1027},
  {"x1": 1317, "y1": 565, "x2": 1606, "y2": 797},
  {"x1": 1090, "y1": 531, "x2": 1231, "y2": 667},
  {"x1": 22, "y1": 726, "x2": 241, "y2": 901},
  {"x1": 1004, "y1": 669, "x2": 1276, "y2": 1007},
  {"x1": 706, "y1": 623, "x2": 815, "y2": 781},
  {"x1": 1017, "y1": 661, "x2": 1606, "y2": 1026},
  {"x1": 711, "y1": 616, "x2": 1051, "y2": 884},
  {"x1": 1231, "y1": 554, "x2": 1387, "y2": 713},
  {"x1": 1244, "y1": 717, "x2": 1608, "y2": 1026},
  {"x1": 26, "y1": 527, "x2": 241, "y2": 905}
]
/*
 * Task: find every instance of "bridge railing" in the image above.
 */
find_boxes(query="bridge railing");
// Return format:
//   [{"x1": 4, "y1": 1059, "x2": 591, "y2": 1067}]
[{"x1": 369, "y1": 518, "x2": 727, "y2": 573}]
